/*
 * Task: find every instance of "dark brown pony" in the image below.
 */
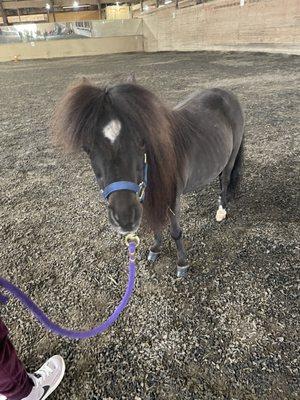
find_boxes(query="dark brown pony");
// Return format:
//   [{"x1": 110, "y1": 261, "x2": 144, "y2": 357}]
[{"x1": 53, "y1": 77, "x2": 244, "y2": 277}]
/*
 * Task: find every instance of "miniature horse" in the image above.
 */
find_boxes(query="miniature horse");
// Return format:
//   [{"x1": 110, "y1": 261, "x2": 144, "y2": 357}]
[{"x1": 53, "y1": 77, "x2": 244, "y2": 277}]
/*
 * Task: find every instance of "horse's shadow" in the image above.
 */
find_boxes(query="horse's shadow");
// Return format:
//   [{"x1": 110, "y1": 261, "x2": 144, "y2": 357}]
[
  {"x1": 187, "y1": 158, "x2": 298, "y2": 226},
  {"x1": 235, "y1": 160, "x2": 298, "y2": 225}
]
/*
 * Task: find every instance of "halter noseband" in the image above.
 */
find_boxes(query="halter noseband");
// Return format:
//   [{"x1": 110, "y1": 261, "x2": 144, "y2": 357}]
[{"x1": 101, "y1": 154, "x2": 148, "y2": 203}]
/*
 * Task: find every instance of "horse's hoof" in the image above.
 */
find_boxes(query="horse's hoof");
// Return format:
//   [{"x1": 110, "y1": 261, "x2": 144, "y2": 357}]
[
  {"x1": 147, "y1": 250, "x2": 160, "y2": 262},
  {"x1": 177, "y1": 265, "x2": 189, "y2": 278},
  {"x1": 216, "y1": 205, "x2": 227, "y2": 222}
]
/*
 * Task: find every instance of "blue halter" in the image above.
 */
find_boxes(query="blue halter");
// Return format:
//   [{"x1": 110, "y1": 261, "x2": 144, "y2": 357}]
[{"x1": 102, "y1": 154, "x2": 148, "y2": 203}]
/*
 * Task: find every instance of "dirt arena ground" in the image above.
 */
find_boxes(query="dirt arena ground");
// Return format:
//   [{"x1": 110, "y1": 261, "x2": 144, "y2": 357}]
[{"x1": 0, "y1": 51, "x2": 299, "y2": 400}]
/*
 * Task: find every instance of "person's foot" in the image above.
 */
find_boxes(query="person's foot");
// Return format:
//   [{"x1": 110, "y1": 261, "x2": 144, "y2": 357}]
[{"x1": 23, "y1": 355, "x2": 65, "y2": 400}]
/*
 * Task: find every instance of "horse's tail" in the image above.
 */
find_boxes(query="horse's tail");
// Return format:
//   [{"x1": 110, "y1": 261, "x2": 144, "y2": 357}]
[{"x1": 228, "y1": 138, "x2": 244, "y2": 198}]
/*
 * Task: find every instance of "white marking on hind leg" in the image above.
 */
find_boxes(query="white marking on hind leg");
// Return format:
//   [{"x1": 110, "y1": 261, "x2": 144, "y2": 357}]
[
  {"x1": 216, "y1": 205, "x2": 227, "y2": 222},
  {"x1": 103, "y1": 119, "x2": 121, "y2": 143}
]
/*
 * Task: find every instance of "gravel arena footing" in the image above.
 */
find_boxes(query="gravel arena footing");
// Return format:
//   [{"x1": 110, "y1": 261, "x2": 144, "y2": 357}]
[{"x1": 0, "y1": 51, "x2": 299, "y2": 400}]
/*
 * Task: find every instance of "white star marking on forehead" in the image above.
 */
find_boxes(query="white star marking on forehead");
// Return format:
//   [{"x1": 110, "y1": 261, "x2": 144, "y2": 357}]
[{"x1": 103, "y1": 119, "x2": 121, "y2": 143}]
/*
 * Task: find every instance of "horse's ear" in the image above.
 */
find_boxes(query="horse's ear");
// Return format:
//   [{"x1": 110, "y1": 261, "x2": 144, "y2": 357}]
[{"x1": 127, "y1": 73, "x2": 137, "y2": 84}]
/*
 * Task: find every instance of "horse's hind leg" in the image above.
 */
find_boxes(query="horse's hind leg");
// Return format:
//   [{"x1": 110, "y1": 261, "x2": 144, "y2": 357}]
[
  {"x1": 216, "y1": 140, "x2": 244, "y2": 222},
  {"x1": 216, "y1": 169, "x2": 231, "y2": 222},
  {"x1": 170, "y1": 201, "x2": 189, "y2": 277}
]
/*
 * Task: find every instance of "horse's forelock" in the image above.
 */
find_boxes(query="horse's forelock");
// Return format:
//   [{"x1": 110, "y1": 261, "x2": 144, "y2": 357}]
[{"x1": 52, "y1": 81, "x2": 107, "y2": 152}]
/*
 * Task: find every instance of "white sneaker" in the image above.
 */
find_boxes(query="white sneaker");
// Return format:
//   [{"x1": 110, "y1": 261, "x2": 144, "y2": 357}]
[{"x1": 23, "y1": 355, "x2": 65, "y2": 400}]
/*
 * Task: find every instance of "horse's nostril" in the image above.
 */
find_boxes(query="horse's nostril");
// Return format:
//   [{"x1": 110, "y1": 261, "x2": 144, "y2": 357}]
[
  {"x1": 131, "y1": 208, "x2": 136, "y2": 224},
  {"x1": 109, "y1": 209, "x2": 120, "y2": 226},
  {"x1": 113, "y1": 213, "x2": 120, "y2": 224}
]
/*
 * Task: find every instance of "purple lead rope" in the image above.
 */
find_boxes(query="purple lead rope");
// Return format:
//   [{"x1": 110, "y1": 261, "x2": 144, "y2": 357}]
[{"x1": 0, "y1": 241, "x2": 136, "y2": 340}]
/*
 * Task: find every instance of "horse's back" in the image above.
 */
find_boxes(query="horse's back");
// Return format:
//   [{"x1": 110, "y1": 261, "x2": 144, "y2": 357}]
[
  {"x1": 202, "y1": 88, "x2": 244, "y2": 131},
  {"x1": 176, "y1": 88, "x2": 244, "y2": 133}
]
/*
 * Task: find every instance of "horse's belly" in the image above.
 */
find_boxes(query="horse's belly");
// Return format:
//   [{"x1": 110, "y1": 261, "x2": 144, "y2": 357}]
[{"x1": 183, "y1": 132, "x2": 233, "y2": 194}]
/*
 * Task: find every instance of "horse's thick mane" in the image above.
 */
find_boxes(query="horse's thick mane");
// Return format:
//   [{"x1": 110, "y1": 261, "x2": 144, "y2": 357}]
[{"x1": 53, "y1": 80, "x2": 189, "y2": 230}]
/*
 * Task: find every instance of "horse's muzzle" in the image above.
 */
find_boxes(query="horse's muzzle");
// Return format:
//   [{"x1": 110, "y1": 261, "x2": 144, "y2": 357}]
[{"x1": 108, "y1": 191, "x2": 142, "y2": 234}]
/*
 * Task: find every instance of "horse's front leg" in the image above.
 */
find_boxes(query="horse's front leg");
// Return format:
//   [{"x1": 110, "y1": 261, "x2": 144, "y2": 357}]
[
  {"x1": 148, "y1": 231, "x2": 162, "y2": 262},
  {"x1": 170, "y1": 202, "x2": 189, "y2": 278}
]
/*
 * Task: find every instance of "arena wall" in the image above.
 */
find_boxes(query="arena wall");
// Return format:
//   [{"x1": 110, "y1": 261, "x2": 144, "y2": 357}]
[
  {"x1": 91, "y1": 19, "x2": 142, "y2": 37},
  {"x1": 142, "y1": 0, "x2": 300, "y2": 54},
  {"x1": 0, "y1": 35, "x2": 143, "y2": 62}
]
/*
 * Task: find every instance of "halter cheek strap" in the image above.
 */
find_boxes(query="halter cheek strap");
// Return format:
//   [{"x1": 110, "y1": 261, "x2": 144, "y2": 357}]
[{"x1": 101, "y1": 154, "x2": 148, "y2": 203}]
